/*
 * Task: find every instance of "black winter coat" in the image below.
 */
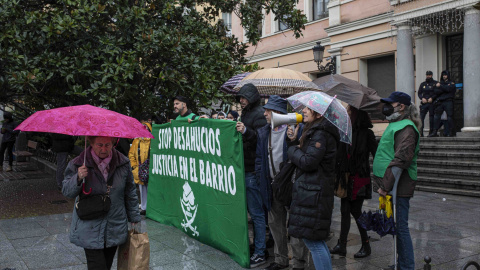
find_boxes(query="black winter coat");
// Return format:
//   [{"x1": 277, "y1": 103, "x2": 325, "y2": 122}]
[
  {"x1": 287, "y1": 120, "x2": 339, "y2": 241},
  {"x1": 237, "y1": 87, "x2": 267, "y2": 172},
  {"x1": 51, "y1": 133, "x2": 76, "y2": 153},
  {"x1": 434, "y1": 70, "x2": 456, "y2": 101},
  {"x1": 1, "y1": 120, "x2": 19, "y2": 143}
]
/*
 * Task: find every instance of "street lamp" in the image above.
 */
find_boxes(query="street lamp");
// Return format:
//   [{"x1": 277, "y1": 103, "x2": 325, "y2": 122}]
[{"x1": 312, "y1": 41, "x2": 336, "y2": 74}]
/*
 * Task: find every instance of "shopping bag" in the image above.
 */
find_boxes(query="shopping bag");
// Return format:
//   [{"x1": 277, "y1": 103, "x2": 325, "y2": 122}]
[{"x1": 117, "y1": 229, "x2": 150, "y2": 270}]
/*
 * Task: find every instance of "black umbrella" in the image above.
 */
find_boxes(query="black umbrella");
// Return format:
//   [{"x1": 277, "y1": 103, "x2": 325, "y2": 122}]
[
  {"x1": 358, "y1": 209, "x2": 396, "y2": 237},
  {"x1": 313, "y1": 74, "x2": 383, "y2": 120}
]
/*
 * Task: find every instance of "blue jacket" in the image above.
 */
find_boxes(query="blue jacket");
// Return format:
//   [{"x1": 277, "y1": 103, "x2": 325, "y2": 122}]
[{"x1": 255, "y1": 123, "x2": 303, "y2": 211}]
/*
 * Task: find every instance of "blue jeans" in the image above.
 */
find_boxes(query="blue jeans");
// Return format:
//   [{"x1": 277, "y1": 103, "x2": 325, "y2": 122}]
[
  {"x1": 302, "y1": 239, "x2": 332, "y2": 270},
  {"x1": 396, "y1": 197, "x2": 415, "y2": 270},
  {"x1": 245, "y1": 172, "x2": 266, "y2": 256}
]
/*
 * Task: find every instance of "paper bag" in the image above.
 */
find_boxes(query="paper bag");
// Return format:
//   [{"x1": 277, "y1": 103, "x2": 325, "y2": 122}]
[{"x1": 118, "y1": 229, "x2": 150, "y2": 270}]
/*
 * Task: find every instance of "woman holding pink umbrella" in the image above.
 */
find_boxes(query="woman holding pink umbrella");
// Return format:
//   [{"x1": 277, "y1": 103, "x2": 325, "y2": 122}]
[
  {"x1": 15, "y1": 105, "x2": 152, "y2": 270},
  {"x1": 63, "y1": 136, "x2": 141, "y2": 270}
]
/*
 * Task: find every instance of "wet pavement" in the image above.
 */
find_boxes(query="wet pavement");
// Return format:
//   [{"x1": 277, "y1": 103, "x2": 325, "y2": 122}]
[{"x1": 1, "y1": 161, "x2": 480, "y2": 269}]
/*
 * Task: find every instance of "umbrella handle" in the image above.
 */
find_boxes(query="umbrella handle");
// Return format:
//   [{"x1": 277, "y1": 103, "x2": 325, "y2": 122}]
[{"x1": 82, "y1": 178, "x2": 92, "y2": 195}]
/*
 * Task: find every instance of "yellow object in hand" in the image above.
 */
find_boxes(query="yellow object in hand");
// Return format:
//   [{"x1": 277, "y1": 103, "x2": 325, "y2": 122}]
[{"x1": 379, "y1": 195, "x2": 393, "y2": 218}]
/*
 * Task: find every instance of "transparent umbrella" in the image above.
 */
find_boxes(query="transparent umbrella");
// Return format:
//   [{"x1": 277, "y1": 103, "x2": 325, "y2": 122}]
[{"x1": 287, "y1": 91, "x2": 352, "y2": 144}]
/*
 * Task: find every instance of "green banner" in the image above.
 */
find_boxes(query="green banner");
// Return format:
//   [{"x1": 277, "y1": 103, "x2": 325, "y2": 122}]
[{"x1": 147, "y1": 119, "x2": 249, "y2": 268}]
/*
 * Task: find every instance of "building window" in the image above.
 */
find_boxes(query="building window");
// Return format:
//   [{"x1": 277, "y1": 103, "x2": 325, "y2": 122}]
[
  {"x1": 367, "y1": 55, "x2": 395, "y2": 99},
  {"x1": 221, "y1": 12, "x2": 232, "y2": 37},
  {"x1": 221, "y1": 13, "x2": 232, "y2": 30},
  {"x1": 278, "y1": 15, "x2": 290, "y2": 31},
  {"x1": 312, "y1": 0, "x2": 329, "y2": 21}
]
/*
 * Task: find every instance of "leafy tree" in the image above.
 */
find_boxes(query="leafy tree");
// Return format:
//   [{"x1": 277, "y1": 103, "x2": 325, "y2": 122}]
[{"x1": 0, "y1": 0, "x2": 307, "y2": 119}]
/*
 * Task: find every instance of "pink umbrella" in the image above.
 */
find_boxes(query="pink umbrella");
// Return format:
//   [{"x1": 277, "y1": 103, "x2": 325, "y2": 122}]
[
  {"x1": 15, "y1": 104, "x2": 153, "y2": 139},
  {"x1": 15, "y1": 104, "x2": 154, "y2": 194}
]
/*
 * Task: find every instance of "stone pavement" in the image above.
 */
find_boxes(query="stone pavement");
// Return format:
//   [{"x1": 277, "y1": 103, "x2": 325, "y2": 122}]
[{"x1": 2, "y1": 161, "x2": 480, "y2": 269}]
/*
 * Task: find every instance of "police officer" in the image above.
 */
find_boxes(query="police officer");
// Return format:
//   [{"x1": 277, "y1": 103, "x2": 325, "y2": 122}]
[
  {"x1": 428, "y1": 70, "x2": 456, "y2": 137},
  {"x1": 418, "y1": 71, "x2": 437, "y2": 137}
]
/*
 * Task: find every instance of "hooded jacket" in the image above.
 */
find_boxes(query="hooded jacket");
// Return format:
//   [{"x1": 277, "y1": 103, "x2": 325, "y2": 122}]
[
  {"x1": 62, "y1": 147, "x2": 141, "y2": 249},
  {"x1": 237, "y1": 84, "x2": 267, "y2": 172},
  {"x1": 287, "y1": 119, "x2": 340, "y2": 241},
  {"x1": 128, "y1": 123, "x2": 152, "y2": 185},
  {"x1": 434, "y1": 70, "x2": 456, "y2": 101}
]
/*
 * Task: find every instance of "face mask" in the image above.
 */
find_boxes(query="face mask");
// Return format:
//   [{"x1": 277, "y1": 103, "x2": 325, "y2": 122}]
[
  {"x1": 382, "y1": 103, "x2": 395, "y2": 116},
  {"x1": 426, "y1": 77, "x2": 432, "y2": 82},
  {"x1": 386, "y1": 112, "x2": 402, "y2": 121}
]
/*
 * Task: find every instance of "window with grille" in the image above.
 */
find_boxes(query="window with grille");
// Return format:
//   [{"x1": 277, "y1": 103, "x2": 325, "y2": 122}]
[{"x1": 312, "y1": 0, "x2": 329, "y2": 21}]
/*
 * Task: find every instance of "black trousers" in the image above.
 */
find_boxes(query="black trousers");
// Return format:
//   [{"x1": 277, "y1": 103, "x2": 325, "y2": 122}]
[
  {"x1": 419, "y1": 103, "x2": 434, "y2": 135},
  {"x1": 433, "y1": 100, "x2": 454, "y2": 135},
  {"x1": 339, "y1": 198, "x2": 369, "y2": 243},
  {"x1": 84, "y1": 245, "x2": 118, "y2": 270},
  {"x1": 0, "y1": 141, "x2": 15, "y2": 166}
]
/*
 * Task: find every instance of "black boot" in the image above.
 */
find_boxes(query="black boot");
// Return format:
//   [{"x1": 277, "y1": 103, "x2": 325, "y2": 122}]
[
  {"x1": 354, "y1": 240, "x2": 371, "y2": 258},
  {"x1": 427, "y1": 130, "x2": 439, "y2": 137},
  {"x1": 329, "y1": 240, "x2": 346, "y2": 257}
]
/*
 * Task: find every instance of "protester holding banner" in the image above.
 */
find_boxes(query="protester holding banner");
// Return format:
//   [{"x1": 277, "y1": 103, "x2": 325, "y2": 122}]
[
  {"x1": 62, "y1": 136, "x2": 141, "y2": 270},
  {"x1": 216, "y1": 111, "x2": 227, "y2": 120},
  {"x1": 227, "y1": 110, "x2": 239, "y2": 121},
  {"x1": 287, "y1": 108, "x2": 339, "y2": 270},
  {"x1": 255, "y1": 96, "x2": 308, "y2": 270},
  {"x1": 129, "y1": 114, "x2": 153, "y2": 215},
  {"x1": 173, "y1": 96, "x2": 197, "y2": 120},
  {"x1": 235, "y1": 83, "x2": 268, "y2": 268}
]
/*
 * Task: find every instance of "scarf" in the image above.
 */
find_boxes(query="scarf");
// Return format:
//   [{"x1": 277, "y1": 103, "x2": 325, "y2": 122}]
[{"x1": 90, "y1": 148, "x2": 112, "y2": 182}]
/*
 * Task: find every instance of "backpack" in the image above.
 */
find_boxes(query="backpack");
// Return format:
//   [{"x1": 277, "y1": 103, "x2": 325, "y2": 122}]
[{"x1": 137, "y1": 144, "x2": 150, "y2": 184}]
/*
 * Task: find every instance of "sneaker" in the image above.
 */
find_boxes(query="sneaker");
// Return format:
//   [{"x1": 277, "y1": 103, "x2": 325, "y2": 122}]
[
  {"x1": 140, "y1": 210, "x2": 146, "y2": 215},
  {"x1": 264, "y1": 262, "x2": 288, "y2": 270},
  {"x1": 250, "y1": 254, "x2": 267, "y2": 268},
  {"x1": 5, "y1": 165, "x2": 12, "y2": 172}
]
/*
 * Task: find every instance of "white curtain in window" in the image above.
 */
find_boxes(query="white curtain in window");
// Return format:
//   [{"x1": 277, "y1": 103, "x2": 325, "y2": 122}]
[
  {"x1": 222, "y1": 12, "x2": 232, "y2": 29},
  {"x1": 313, "y1": 0, "x2": 329, "y2": 21}
]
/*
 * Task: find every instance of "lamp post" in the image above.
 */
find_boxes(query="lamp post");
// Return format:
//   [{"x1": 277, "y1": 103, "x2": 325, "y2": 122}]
[{"x1": 312, "y1": 41, "x2": 336, "y2": 74}]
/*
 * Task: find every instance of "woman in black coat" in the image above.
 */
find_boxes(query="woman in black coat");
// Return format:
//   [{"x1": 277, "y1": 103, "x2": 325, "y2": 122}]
[
  {"x1": 287, "y1": 107, "x2": 339, "y2": 270},
  {"x1": 330, "y1": 107, "x2": 377, "y2": 258}
]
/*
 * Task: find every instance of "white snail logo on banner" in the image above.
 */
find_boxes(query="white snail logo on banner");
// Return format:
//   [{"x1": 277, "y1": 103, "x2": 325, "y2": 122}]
[{"x1": 180, "y1": 182, "x2": 200, "y2": 236}]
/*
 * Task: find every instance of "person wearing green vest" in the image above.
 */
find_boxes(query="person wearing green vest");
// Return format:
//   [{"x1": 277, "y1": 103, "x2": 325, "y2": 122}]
[
  {"x1": 372, "y1": 92, "x2": 421, "y2": 270},
  {"x1": 173, "y1": 96, "x2": 197, "y2": 121}
]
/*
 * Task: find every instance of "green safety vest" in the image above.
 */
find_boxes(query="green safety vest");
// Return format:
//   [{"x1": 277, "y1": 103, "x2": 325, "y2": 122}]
[
  {"x1": 176, "y1": 113, "x2": 196, "y2": 121},
  {"x1": 372, "y1": 119, "x2": 420, "y2": 180}
]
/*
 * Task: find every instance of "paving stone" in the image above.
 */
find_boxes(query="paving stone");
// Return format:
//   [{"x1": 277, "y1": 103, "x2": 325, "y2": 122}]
[
  {"x1": 16, "y1": 241, "x2": 82, "y2": 269},
  {"x1": 0, "y1": 260, "x2": 28, "y2": 270},
  {"x1": 149, "y1": 248, "x2": 187, "y2": 267},
  {"x1": 150, "y1": 260, "x2": 213, "y2": 270}
]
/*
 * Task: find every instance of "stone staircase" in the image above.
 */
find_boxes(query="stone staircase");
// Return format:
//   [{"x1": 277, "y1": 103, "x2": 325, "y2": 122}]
[{"x1": 416, "y1": 137, "x2": 480, "y2": 197}]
